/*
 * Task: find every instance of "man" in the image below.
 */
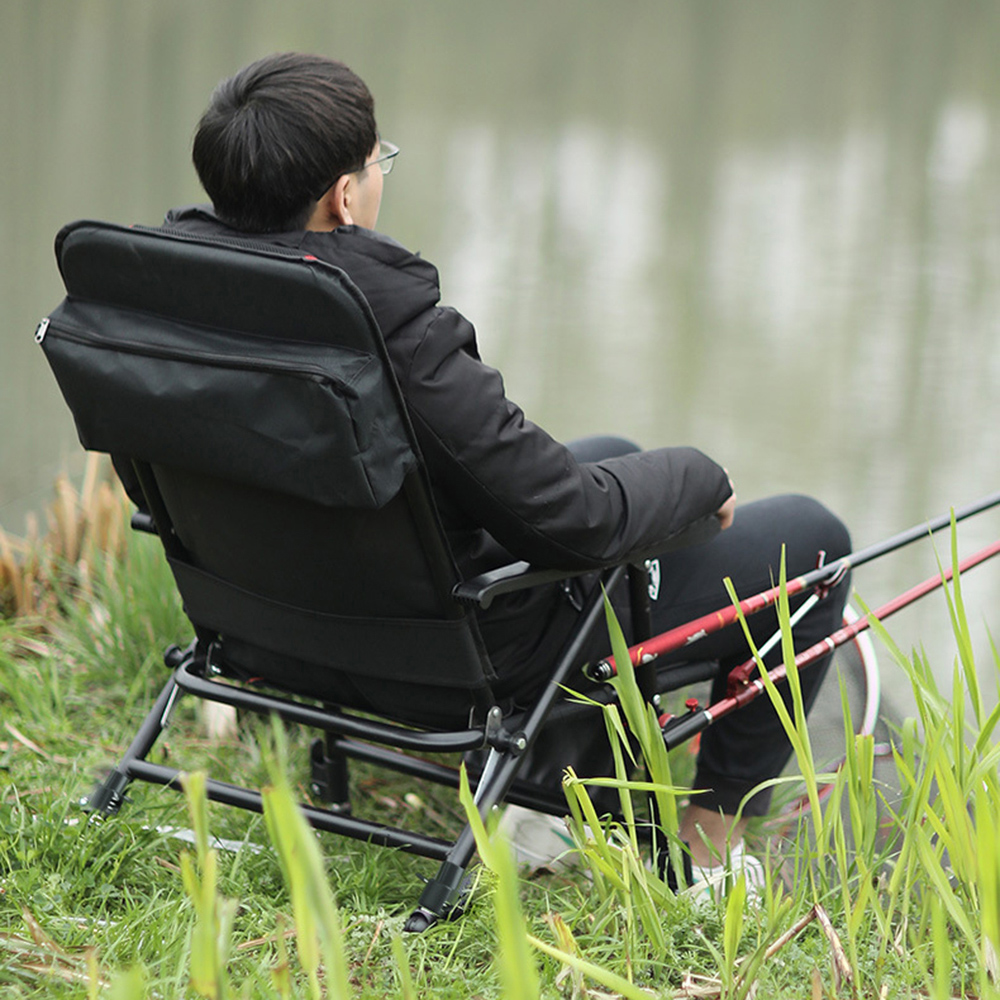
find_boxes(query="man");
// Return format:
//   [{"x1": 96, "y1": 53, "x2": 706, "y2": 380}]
[{"x1": 161, "y1": 52, "x2": 850, "y2": 889}]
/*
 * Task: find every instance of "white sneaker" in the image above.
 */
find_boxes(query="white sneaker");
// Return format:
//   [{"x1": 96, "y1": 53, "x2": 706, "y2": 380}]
[
  {"x1": 496, "y1": 804, "x2": 577, "y2": 870},
  {"x1": 688, "y1": 841, "x2": 766, "y2": 903}
]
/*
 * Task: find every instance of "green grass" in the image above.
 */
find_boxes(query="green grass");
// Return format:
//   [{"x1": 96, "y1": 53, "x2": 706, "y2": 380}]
[{"x1": 1, "y1": 526, "x2": 999, "y2": 997}]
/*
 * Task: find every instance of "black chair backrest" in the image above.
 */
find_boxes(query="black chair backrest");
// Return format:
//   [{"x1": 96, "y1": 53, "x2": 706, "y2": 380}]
[{"x1": 42, "y1": 221, "x2": 495, "y2": 723}]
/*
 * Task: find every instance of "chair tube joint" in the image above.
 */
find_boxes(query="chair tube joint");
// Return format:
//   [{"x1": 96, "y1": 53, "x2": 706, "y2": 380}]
[{"x1": 483, "y1": 705, "x2": 527, "y2": 754}]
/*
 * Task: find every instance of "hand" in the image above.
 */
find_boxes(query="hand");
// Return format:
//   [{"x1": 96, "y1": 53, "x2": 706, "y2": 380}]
[{"x1": 715, "y1": 473, "x2": 736, "y2": 530}]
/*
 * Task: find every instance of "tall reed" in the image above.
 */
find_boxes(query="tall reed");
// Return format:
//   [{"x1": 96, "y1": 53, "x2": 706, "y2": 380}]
[
  {"x1": 529, "y1": 527, "x2": 1000, "y2": 997},
  {"x1": 0, "y1": 453, "x2": 128, "y2": 621}
]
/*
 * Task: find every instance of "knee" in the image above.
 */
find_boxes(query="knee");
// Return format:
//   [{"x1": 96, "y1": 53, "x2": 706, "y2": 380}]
[
  {"x1": 780, "y1": 494, "x2": 851, "y2": 563},
  {"x1": 779, "y1": 495, "x2": 852, "y2": 612}
]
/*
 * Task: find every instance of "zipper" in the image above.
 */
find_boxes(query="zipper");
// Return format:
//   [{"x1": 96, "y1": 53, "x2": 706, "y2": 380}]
[{"x1": 41, "y1": 315, "x2": 364, "y2": 389}]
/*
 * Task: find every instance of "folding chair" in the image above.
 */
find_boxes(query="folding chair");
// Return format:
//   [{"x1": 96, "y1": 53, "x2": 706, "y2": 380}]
[{"x1": 38, "y1": 220, "x2": 719, "y2": 931}]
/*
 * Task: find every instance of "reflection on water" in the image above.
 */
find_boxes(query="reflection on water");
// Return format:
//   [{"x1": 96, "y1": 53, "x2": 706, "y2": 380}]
[
  {"x1": 2, "y1": 1, "x2": 998, "y2": 697},
  {"x1": 437, "y1": 125, "x2": 667, "y2": 418}
]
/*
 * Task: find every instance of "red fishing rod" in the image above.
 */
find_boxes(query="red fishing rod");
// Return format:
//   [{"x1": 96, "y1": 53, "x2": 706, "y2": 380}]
[
  {"x1": 658, "y1": 537, "x2": 1000, "y2": 749},
  {"x1": 585, "y1": 488, "x2": 1000, "y2": 683}
]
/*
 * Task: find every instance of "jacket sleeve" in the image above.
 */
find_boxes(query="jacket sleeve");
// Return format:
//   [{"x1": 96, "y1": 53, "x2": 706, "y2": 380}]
[{"x1": 397, "y1": 306, "x2": 733, "y2": 570}]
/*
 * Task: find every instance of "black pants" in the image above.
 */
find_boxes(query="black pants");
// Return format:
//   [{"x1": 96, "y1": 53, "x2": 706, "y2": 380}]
[{"x1": 526, "y1": 436, "x2": 851, "y2": 818}]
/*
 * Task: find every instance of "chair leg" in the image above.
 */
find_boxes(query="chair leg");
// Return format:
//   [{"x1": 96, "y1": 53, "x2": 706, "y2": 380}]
[
  {"x1": 404, "y1": 746, "x2": 507, "y2": 932},
  {"x1": 404, "y1": 568, "x2": 628, "y2": 932},
  {"x1": 84, "y1": 674, "x2": 179, "y2": 816},
  {"x1": 404, "y1": 830, "x2": 478, "y2": 933}
]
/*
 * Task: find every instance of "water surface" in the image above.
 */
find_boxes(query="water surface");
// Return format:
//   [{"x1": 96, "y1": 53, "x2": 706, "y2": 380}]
[{"x1": 3, "y1": 1, "x2": 998, "y2": 702}]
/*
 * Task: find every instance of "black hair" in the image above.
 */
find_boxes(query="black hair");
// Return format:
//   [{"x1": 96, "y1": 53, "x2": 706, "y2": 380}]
[{"x1": 192, "y1": 53, "x2": 377, "y2": 233}]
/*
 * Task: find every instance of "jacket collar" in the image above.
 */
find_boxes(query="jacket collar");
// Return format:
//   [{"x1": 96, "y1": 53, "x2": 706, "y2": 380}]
[{"x1": 163, "y1": 205, "x2": 442, "y2": 337}]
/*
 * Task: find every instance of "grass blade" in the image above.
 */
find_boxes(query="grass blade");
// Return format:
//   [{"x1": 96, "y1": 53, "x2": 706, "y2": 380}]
[{"x1": 459, "y1": 766, "x2": 540, "y2": 1000}]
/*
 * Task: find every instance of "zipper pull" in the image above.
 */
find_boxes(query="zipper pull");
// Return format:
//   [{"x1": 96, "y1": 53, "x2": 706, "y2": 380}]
[{"x1": 34, "y1": 317, "x2": 50, "y2": 344}]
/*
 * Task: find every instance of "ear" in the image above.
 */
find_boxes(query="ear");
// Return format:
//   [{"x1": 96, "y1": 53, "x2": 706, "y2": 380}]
[
  {"x1": 306, "y1": 174, "x2": 354, "y2": 231},
  {"x1": 329, "y1": 173, "x2": 355, "y2": 225}
]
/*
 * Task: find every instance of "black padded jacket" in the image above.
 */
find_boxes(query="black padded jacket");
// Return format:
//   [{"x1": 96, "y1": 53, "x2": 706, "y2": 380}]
[{"x1": 150, "y1": 207, "x2": 733, "y2": 692}]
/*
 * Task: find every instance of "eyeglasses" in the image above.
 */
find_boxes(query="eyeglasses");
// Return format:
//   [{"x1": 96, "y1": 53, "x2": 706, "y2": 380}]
[{"x1": 366, "y1": 139, "x2": 399, "y2": 176}]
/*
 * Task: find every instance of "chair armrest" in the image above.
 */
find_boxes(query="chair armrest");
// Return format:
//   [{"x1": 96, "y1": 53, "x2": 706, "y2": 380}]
[
  {"x1": 453, "y1": 514, "x2": 721, "y2": 610},
  {"x1": 453, "y1": 562, "x2": 594, "y2": 610},
  {"x1": 130, "y1": 511, "x2": 158, "y2": 535}
]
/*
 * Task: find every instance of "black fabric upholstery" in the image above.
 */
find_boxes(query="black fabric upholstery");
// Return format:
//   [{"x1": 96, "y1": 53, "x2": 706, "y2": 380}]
[
  {"x1": 166, "y1": 556, "x2": 488, "y2": 689},
  {"x1": 48, "y1": 226, "x2": 415, "y2": 509}
]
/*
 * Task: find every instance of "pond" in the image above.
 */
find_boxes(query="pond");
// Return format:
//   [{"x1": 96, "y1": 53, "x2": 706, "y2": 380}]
[{"x1": 2, "y1": 1, "x2": 999, "y2": 707}]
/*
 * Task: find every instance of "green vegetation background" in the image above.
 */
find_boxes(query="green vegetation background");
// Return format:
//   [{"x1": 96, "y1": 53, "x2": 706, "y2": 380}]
[{"x1": 1, "y1": 483, "x2": 1000, "y2": 997}]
